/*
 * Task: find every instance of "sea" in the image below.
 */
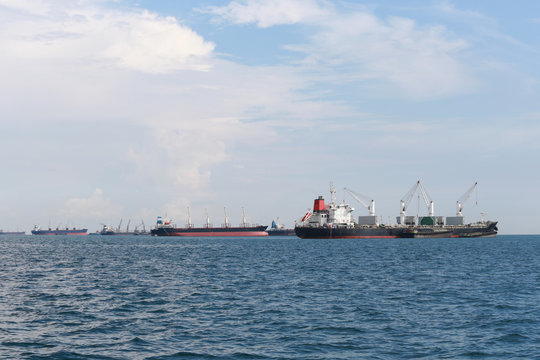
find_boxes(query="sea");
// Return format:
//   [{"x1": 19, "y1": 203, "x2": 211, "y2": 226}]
[{"x1": 0, "y1": 235, "x2": 538, "y2": 359}]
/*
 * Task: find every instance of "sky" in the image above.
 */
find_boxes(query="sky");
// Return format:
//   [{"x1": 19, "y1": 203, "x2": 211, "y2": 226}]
[{"x1": 0, "y1": 0, "x2": 539, "y2": 234}]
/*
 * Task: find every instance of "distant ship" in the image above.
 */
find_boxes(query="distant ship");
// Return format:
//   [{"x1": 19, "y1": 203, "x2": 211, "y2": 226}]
[
  {"x1": 151, "y1": 208, "x2": 268, "y2": 237},
  {"x1": 99, "y1": 219, "x2": 150, "y2": 235},
  {"x1": 266, "y1": 218, "x2": 296, "y2": 236},
  {"x1": 0, "y1": 230, "x2": 25, "y2": 235},
  {"x1": 31, "y1": 226, "x2": 88, "y2": 235}
]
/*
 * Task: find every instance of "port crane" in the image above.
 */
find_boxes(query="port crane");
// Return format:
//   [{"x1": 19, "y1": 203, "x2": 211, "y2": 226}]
[
  {"x1": 456, "y1": 182, "x2": 478, "y2": 216},
  {"x1": 344, "y1": 187, "x2": 375, "y2": 216},
  {"x1": 399, "y1": 180, "x2": 434, "y2": 224}
]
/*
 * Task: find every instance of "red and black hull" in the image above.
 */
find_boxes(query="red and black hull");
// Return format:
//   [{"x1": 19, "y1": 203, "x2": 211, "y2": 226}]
[{"x1": 151, "y1": 225, "x2": 268, "y2": 237}]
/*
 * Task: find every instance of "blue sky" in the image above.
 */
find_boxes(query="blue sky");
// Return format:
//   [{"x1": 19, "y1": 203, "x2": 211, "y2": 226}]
[{"x1": 0, "y1": 0, "x2": 539, "y2": 234}]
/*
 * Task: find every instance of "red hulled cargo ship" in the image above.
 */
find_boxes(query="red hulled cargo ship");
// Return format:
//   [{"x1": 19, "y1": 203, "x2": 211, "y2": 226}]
[{"x1": 151, "y1": 209, "x2": 268, "y2": 237}]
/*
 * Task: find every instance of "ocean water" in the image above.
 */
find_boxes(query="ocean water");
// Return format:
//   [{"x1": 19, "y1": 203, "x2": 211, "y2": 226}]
[{"x1": 0, "y1": 235, "x2": 538, "y2": 359}]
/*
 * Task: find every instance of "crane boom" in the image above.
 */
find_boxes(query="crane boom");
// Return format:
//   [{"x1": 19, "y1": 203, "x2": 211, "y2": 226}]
[
  {"x1": 344, "y1": 187, "x2": 375, "y2": 216},
  {"x1": 456, "y1": 182, "x2": 478, "y2": 216},
  {"x1": 417, "y1": 181, "x2": 434, "y2": 216},
  {"x1": 399, "y1": 180, "x2": 435, "y2": 224},
  {"x1": 400, "y1": 180, "x2": 419, "y2": 211}
]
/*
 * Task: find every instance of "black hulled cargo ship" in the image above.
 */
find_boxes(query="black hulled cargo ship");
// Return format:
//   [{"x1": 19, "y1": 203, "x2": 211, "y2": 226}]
[
  {"x1": 295, "y1": 185, "x2": 404, "y2": 239},
  {"x1": 295, "y1": 181, "x2": 498, "y2": 239},
  {"x1": 397, "y1": 181, "x2": 498, "y2": 238},
  {"x1": 401, "y1": 221, "x2": 498, "y2": 238},
  {"x1": 31, "y1": 226, "x2": 88, "y2": 235}
]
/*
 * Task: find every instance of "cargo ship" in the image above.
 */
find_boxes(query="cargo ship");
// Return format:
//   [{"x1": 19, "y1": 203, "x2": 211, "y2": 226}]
[
  {"x1": 266, "y1": 218, "x2": 296, "y2": 236},
  {"x1": 396, "y1": 181, "x2": 498, "y2": 238},
  {"x1": 99, "y1": 219, "x2": 150, "y2": 235},
  {"x1": 0, "y1": 230, "x2": 25, "y2": 235},
  {"x1": 151, "y1": 208, "x2": 268, "y2": 237},
  {"x1": 401, "y1": 221, "x2": 498, "y2": 238},
  {"x1": 295, "y1": 184, "x2": 404, "y2": 239},
  {"x1": 295, "y1": 181, "x2": 498, "y2": 239},
  {"x1": 31, "y1": 226, "x2": 88, "y2": 235}
]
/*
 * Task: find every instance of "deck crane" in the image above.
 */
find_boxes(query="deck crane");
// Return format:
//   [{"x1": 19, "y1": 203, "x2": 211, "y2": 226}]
[
  {"x1": 456, "y1": 182, "x2": 478, "y2": 216},
  {"x1": 399, "y1": 180, "x2": 420, "y2": 224},
  {"x1": 417, "y1": 181, "x2": 434, "y2": 217},
  {"x1": 344, "y1": 187, "x2": 375, "y2": 216},
  {"x1": 399, "y1": 180, "x2": 434, "y2": 224}
]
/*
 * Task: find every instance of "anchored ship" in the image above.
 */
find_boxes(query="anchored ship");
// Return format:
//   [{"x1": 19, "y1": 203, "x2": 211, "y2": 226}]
[
  {"x1": 396, "y1": 181, "x2": 498, "y2": 238},
  {"x1": 0, "y1": 230, "x2": 25, "y2": 235},
  {"x1": 31, "y1": 226, "x2": 88, "y2": 235},
  {"x1": 99, "y1": 219, "x2": 150, "y2": 235},
  {"x1": 295, "y1": 184, "x2": 404, "y2": 239},
  {"x1": 295, "y1": 181, "x2": 498, "y2": 239},
  {"x1": 266, "y1": 218, "x2": 296, "y2": 236},
  {"x1": 151, "y1": 208, "x2": 268, "y2": 237}
]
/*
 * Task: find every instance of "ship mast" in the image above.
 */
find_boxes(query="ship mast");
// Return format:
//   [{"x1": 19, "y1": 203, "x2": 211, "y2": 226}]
[
  {"x1": 223, "y1": 207, "x2": 230, "y2": 228},
  {"x1": 330, "y1": 181, "x2": 336, "y2": 204},
  {"x1": 241, "y1": 207, "x2": 247, "y2": 227},
  {"x1": 186, "y1": 206, "x2": 193, "y2": 228},
  {"x1": 204, "y1": 208, "x2": 211, "y2": 228}
]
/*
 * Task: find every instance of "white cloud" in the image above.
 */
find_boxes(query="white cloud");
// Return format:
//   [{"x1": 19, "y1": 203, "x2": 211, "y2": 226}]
[
  {"x1": 204, "y1": 0, "x2": 330, "y2": 28},
  {"x1": 0, "y1": 2, "x2": 214, "y2": 73},
  {"x1": 0, "y1": 1, "x2": 348, "y2": 197},
  {"x1": 209, "y1": 1, "x2": 473, "y2": 99},
  {"x1": 57, "y1": 189, "x2": 123, "y2": 223}
]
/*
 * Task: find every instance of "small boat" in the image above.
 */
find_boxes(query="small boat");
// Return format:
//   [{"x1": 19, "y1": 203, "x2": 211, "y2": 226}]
[{"x1": 266, "y1": 218, "x2": 296, "y2": 236}]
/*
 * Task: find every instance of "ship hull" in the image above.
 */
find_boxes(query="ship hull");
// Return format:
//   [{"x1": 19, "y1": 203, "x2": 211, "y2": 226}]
[
  {"x1": 295, "y1": 225, "x2": 403, "y2": 239},
  {"x1": 151, "y1": 226, "x2": 268, "y2": 237},
  {"x1": 31, "y1": 229, "x2": 88, "y2": 235},
  {"x1": 448, "y1": 221, "x2": 498, "y2": 238},
  {"x1": 401, "y1": 221, "x2": 498, "y2": 238},
  {"x1": 267, "y1": 229, "x2": 296, "y2": 236}
]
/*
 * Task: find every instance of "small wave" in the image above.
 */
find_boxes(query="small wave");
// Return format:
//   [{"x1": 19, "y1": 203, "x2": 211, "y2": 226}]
[
  {"x1": 26, "y1": 350, "x2": 119, "y2": 359},
  {"x1": 310, "y1": 325, "x2": 366, "y2": 334},
  {"x1": 459, "y1": 350, "x2": 491, "y2": 358},
  {"x1": 1, "y1": 341, "x2": 55, "y2": 348},
  {"x1": 146, "y1": 351, "x2": 221, "y2": 359},
  {"x1": 496, "y1": 333, "x2": 529, "y2": 343}
]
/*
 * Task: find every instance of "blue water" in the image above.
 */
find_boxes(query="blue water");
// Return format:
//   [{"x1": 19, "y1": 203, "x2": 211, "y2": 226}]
[{"x1": 0, "y1": 235, "x2": 538, "y2": 359}]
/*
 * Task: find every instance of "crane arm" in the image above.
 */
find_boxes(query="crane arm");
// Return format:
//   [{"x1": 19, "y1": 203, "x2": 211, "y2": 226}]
[
  {"x1": 456, "y1": 182, "x2": 478, "y2": 216},
  {"x1": 417, "y1": 181, "x2": 434, "y2": 216},
  {"x1": 344, "y1": 187, "x2": 375, "y2": 216},
  {"x1": 400, "y1": 180, "x2": 420, "y2": 212}
]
